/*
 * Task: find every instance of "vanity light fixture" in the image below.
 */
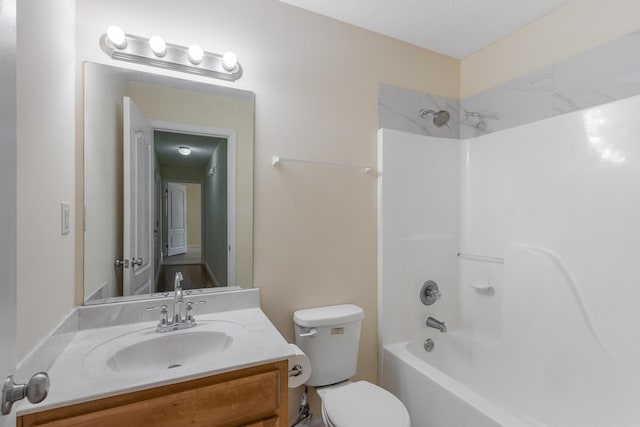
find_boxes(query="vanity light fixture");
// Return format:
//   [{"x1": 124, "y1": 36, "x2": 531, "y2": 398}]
[
  {"x1": 100, "y1": 26, "x2": 243, "y2": 81},
  {"x1": 188, "y1": 44, "x2": 204, "y2": 65},
  {"x1": 222, "y1": 51, "x2": 238, "y2": 72},
  {"x1": 106, "y1": 25, "x2": 126, "y2": 49},
  {"x1": 178, "y1": 146, "x2": 192, "y2": 156},
  {"x1": 148, "y1": 35, "x2": 166, "y2": 57}
]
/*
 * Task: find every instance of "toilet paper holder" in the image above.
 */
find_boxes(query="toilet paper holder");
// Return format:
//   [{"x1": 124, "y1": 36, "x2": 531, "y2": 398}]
[
  {"x1": 287, "y1": 343, "x2": 312, "y2": 388},
  {"x1": 289, "y1": 364, "x2": 303, "y2": 377}
]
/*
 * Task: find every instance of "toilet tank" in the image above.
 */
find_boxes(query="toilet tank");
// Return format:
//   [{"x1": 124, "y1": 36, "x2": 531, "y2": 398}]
[{"x1": 294, "y1": 304, "x2": 364, "y2": 387}]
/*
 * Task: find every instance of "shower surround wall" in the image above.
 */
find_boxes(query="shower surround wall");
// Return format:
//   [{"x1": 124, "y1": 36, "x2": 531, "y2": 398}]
[
  {"x1": 377, "y1": 129, "x2": 461, "y2": 348},
  {"x1": 378, "y1": 32, "x2": 640, "y2": 426}
]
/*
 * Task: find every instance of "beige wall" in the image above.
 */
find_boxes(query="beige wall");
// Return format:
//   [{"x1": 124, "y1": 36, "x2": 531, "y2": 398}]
[
  {"x1": 461, "y1": 0, "x2": 640, "y2": 97},
  {"x1": 186, "y1": 184, "x2": 202, "y2": 246},
  {"x1": 16, "y1": 0, "x2": 76, "y2": 358}
]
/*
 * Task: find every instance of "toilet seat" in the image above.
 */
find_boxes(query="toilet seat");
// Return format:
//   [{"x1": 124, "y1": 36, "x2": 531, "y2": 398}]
[{"x1": 321, "y1": 381, "x2": 410, "y2": 427}]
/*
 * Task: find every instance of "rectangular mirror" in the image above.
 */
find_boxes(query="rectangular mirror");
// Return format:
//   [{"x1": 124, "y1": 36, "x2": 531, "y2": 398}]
[{"x1": 83, "y1": 62, "x2": 253, "y2": 305}]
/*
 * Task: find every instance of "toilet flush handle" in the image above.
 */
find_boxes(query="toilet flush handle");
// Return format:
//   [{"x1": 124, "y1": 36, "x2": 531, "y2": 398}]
[{"x1": 299, "y1": 328, "x2": 318, "y2": 338}]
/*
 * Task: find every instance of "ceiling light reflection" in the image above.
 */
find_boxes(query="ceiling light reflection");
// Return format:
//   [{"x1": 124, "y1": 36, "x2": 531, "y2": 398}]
[{"x1": 582, "y1": 109, "x2": 626, "y2": 165}]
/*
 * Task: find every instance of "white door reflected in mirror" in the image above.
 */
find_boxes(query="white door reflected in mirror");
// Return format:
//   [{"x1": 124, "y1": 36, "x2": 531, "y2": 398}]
[
  {"x1": 123, "y1": 97, "x2": 154, "y2": 297},
  {"x1": 167, "y1": 183, "x2": 187, "y2": 257}
]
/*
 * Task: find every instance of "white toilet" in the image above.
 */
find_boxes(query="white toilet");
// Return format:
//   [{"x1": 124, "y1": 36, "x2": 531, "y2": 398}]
[{"x1": 294, "y1": 304, "x2": 410, "y2": 427}]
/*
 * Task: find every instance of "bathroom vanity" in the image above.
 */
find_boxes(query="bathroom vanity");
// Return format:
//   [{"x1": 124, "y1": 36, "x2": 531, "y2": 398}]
[
  {"x1": 18, "y1": 361, "x2": 287, "y2": 427},
  {"x1": 15, "y1": 289, "x2": 291, "y2": 427}
]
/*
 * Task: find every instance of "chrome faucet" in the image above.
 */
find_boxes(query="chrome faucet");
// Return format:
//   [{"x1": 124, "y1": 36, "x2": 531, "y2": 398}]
[
  {"x1": 425, "y1": 316, "x2": 447, "y2": 333},
  {"x1": 146, "y1": 272, "x2": 205, "y2": 333},
  {"x1": 173, "y1": 272, "x2": 185, "y2": 324}
]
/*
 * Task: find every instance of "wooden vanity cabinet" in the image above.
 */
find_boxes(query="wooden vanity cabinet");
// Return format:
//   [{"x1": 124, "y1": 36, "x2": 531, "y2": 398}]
[{"x1": 18, "y1": 360, "x2": 288, "y2": 427}]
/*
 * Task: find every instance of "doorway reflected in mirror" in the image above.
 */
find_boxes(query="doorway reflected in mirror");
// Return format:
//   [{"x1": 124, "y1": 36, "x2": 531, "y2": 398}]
[{"x1": 83, "y1": 62, "x2": 254, "y2": 305}]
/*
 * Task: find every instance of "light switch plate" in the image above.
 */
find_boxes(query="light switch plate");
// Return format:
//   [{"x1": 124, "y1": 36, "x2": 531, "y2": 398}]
[{"x1": 61, "y1": 202, "x2": 70, "y2": 235}]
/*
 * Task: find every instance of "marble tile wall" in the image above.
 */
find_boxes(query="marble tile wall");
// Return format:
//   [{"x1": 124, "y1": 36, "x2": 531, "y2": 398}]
[
  {"x1": 378, "y1": 84, "x2": 460, "y2": 139},
  {"x1": 381, "y1": 32, "x2": 640, "y2": 140},
  {"x1": 461, "y1": 67, "x2": 554, "y2": 138}
]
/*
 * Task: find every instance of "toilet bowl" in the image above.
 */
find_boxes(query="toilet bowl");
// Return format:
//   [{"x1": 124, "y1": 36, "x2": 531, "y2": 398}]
[
  {"x1": 318, "y1": 381, "x2": 410, "y2": 427},
  {"x1": 293, "y1": 304, "x2": 411, "y2": 427}
]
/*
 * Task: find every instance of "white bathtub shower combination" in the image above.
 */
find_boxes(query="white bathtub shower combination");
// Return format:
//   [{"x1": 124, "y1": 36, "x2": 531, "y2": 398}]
[{"x1": 377, "y1": 94, "x2": 640, "y2": 426}]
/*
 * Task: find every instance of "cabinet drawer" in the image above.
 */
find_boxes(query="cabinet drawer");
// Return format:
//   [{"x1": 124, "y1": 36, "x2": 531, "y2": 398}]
[{"x1": 19, "y1": 361, "x2": 287, "y2": 427}]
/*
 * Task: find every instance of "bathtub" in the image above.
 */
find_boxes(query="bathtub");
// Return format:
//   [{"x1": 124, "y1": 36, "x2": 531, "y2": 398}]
[
  {"x1": 381, "y1": 335, "x2": 534, "y2": 427},
  {"x1": 381, "y1": 332, "x2": 640, "y2": 427}
]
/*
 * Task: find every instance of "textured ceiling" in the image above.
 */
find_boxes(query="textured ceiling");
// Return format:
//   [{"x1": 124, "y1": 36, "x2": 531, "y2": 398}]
[{"x1": 278, "y1": 0, "x2": 570, "y2": 59}]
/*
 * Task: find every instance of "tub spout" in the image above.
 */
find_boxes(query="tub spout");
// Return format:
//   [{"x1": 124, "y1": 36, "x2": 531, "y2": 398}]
[{"x1": 426, "y1": 316, "x2": 447, "y2": 333}]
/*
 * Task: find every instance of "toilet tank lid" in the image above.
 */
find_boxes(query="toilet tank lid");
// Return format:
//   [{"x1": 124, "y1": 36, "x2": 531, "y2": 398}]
[{"x1": 294, "y1": 304, "x2": 364, "y2": 327}]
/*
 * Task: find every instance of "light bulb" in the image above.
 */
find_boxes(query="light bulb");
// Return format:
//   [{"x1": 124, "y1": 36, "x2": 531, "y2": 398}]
[
  {"x1": 149, "y1": 35, "x2": 166, "y2": 57},
  {"x1": 178, "y1": 146, "x2": 191, "y2": 156},
  {"x1": 222, "y1": 51, "x2": 238, "y2": 72},
  {"x1": 106, "y1": 25, "x2": 126, "y2": 49},
  {"x1": 188, "y1": 44, "x2": 204, "y2": 64}
]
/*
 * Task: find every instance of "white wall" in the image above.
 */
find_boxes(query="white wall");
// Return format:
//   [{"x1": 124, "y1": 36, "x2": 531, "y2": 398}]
[{"x1": 16, "y1": 0, "x2": 76, "y2": 358}]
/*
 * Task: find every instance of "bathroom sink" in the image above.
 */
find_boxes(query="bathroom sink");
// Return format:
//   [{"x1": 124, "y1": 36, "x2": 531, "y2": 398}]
[
  {"x1": 83, "y1": 320, "x2": 249, "y2": 374},
  {"x1": 107, "y1": 330, "x2": 232, "y2": 373}
]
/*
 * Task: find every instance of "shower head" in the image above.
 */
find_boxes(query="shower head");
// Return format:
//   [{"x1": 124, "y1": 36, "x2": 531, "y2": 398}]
[{"x1": 419, "y1": 109, "x2": 451, "y2": 127}]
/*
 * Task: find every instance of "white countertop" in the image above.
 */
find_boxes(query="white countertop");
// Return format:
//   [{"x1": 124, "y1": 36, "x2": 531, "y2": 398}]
[{"x1": 17, "y1": 307, "x2": 290, "y2": 416}]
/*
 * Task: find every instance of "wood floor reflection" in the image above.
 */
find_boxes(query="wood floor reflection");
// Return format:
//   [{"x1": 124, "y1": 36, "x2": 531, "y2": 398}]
[{"x1": 157, "y1": 263, "x2": 216, "y2": 292}]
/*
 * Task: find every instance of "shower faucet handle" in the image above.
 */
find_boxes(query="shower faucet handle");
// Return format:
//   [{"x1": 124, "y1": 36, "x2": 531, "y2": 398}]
[{"x1": 420, "y1": 280, "x2": 441, "y2": 305}]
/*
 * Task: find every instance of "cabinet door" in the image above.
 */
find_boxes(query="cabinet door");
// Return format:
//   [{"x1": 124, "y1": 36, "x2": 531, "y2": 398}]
[{"x1": 19, "y1": 361, "x2": 288, "y2": 427}]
